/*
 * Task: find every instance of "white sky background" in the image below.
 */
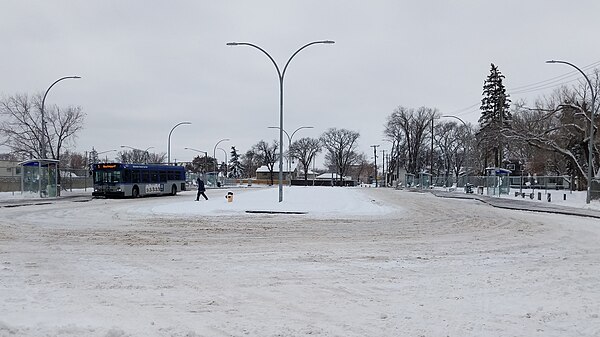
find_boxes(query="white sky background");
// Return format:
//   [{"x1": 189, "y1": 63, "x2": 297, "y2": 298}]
[{"x1": 1, "y1": 1, "x2": 600, "y2": 166}]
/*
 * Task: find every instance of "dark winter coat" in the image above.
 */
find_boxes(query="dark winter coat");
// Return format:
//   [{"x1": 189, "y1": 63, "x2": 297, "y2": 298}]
[{"x1": 197, "y1": 178, "x2": 206, "y2": 192}]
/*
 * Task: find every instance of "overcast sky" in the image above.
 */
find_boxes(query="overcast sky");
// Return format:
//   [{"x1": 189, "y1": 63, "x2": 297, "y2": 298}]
[{"x1": 2, "y1": 1, "x2": 600, "y2": 167}]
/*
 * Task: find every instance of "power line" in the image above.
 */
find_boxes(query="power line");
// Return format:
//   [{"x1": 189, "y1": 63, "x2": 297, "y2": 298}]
[
  {"x1": 508, "y1": 59, "x2": 600, "y2": 92},
  {"x1": 445, "y1": 59, "x2": 600, "y2": 119}
]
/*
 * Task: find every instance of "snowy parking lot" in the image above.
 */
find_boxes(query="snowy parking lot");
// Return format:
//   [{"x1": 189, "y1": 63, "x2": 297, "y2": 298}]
[{"x1": 1, "y1": 186, "x2": 599, "y2": 336}]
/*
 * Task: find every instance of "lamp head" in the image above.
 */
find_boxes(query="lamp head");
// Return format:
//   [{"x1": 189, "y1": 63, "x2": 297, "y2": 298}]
[
  {"x1": 546, "y1": 60, "x2": 557, "y2": 64},
  {"x1": 226, "y1": 42, "x2": 239, "y2": 46},
  {"x1": 322, "y1": 40, "x2": 335, "y2": 44}
]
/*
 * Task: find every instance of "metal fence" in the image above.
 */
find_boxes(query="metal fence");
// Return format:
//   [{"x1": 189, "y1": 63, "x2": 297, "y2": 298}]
[
  {"x1": 0, "y1": 168, "x2": 93, "y2": 193},
  {"x1": 431, "y1": 175, "x2": 576, "y2": 192},
  {"x1": 59, "y1": 168, "x2": 93, "y2": 192}
]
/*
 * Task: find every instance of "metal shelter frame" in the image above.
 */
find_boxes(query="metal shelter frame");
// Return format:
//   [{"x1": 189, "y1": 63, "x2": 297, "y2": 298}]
[{"x1": 19, "y1": 159, "x2": 60, "y2": 198}]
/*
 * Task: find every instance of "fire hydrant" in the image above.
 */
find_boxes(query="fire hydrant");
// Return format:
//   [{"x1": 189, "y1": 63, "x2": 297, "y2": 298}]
[{"x1": 225, "y1": 191, "x2": 234, "y2": 203}]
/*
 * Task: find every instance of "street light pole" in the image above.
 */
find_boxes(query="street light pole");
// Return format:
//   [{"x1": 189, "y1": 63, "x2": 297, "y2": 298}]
[
  {"x1": 168, "y1": 121, "x2": 191, "y2": 165},
  {"x1": 218, "y1": 147, "x2": 228, "y2": 179},
  {"x1": 213, "y1": 138, "x2": 230, "y2": 187},
  {"x1": 228, "y1": 40, "x2": 334, "y2": 202},
  {"x1": 184, "y1": 147, "x2": 209, "y2": 173},
  {"x1": 268, "y1": 125, "x2": 314, "y2": 179},
  {"x1": 96, "y1": 149, "x2": 117, "y2": 163},
  {"x1": 120, "y1": 145, "x2": 154, "y2": 163},
  {"x1": 41, "y1": 76, "x2": 81, "y2": 159},
  {"x1": 546, "y1": 60, "x2": 596, "y2": 204},
  {"x1": 442, "y1": 115, "x2": 471, "y2": 189}
]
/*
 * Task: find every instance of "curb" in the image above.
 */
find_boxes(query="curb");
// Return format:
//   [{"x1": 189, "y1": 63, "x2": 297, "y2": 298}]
[
  {"x1": 0, "y1": 194, "x2": 93, "y2": 208},
  {"x1": 430, "y1": 190, "x2": 600, "y2": 219}
]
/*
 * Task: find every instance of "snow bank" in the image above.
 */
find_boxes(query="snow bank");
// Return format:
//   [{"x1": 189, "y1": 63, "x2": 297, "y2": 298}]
[{"x1": 146, "y1": 186, "x2": 397, "y2": 217}]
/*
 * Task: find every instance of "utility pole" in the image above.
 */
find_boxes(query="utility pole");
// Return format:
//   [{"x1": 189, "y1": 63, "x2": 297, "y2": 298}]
[
  {"x1": 430, "y1": 116, "x2": 434, "y2": 175},
  {"x1": 371, "y1": 144, "x2": 380, "y2": 187},
  {"x1": 381, "y1": 149, "x2": 386, "y2": 187}
]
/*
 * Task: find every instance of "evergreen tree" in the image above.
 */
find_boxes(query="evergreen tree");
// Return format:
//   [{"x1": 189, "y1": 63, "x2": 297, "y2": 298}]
[
  {"x1": 477, "y1": 63, "x2": 512, "y2": 169},
  {"x1": 229, "y1": 146, "x2": 244, "y2": 179}
]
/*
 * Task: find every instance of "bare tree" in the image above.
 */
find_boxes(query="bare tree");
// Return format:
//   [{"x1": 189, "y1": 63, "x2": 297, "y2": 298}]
[
  {"x1": 241, "y1": 149, "x2": 261, "y2": 179},
  {"x1": 320, "y1": 128, "x2": 360, "y2": 182},
  {"x1": 252, "y1": 140, "x2": 279, "y2": 185},
  {"x1": 346, "y1": 152, "x2": 369, "y2": 184},
  {"x1": 60, "y1": 150, "x2": 87, "y2": 169},
  {"x1": 384, "y1": 106, "x2": 436, "y2": 174},
  {"x1": 289, "y1": 137, "x2": 322, "y2": 185},
  {"x1": 506, "y1": 89, "x2": 594, "y2": 185},
  {"x1": 0, "y1": 93, "x2": 85, "y2": 163},
  {"x1": 117, "y1": 150, "x2": 165, "y2": 164},
  {"x1": 434, "y1": 121, "x2": 472, "y2": 180},
  {"x1": 146, "y1": 152, "x2": 166, "y2": 164}
]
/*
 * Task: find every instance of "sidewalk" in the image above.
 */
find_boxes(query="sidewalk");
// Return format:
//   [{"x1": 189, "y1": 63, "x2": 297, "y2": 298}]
[
  {"x1": 0, "y1": 190, "x2": 93, "y2": 208},
  {"x1": 431, "y1": 190, "x2": 600, "y2": 219}
]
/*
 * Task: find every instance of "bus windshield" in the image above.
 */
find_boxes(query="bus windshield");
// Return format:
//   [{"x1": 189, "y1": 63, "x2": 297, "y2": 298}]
[{"x1": 94, "y1": 170, "x2": 122, "y2": 184}]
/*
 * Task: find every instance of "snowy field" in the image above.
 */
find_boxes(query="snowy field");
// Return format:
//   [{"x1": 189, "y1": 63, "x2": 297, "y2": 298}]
[{"x1": 1, "y1": 186, "x2": 600, "y2": 336}]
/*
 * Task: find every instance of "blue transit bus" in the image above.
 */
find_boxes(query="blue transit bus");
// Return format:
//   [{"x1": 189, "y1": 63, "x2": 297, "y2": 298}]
[{"x1": 92, "y1": 163, "x2": 186, "y2": 198}]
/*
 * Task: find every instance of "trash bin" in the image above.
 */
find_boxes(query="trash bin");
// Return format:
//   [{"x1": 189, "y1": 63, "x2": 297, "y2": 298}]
[
  {"x1": 465, "y1": 183, "x2": 473, "y2": 194},
  {"x1": 477, "y1": 186, "x2": 484, "y2": 194},
  {"x1": 226, "y1": 191, "x2": 234, "y2": 203}
]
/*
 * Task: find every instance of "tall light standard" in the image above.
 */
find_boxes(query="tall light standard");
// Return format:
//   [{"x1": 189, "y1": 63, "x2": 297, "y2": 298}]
[
  {"x1": 442, "y1": 115, "x2": 471, "y2": 189},
  {"x1": 41, "y1": 76, "x2": 81, "y2": 159},
  {"x1": 228, "y1": 40, "x2": 334, "y2": 202},
  {"x1": 213, "y1": 138, "x2": 230, "y2": 187},
  {"x1": 184, "y1": 147, "x2": 208, "y2": 171},
  {"x1": 120, "y1": 145, "x2": 154, "y2": 163},
  {"x1": 97, "y1": 149, "x2": 117, "y2": 163},
  {"x1": 268, "y1": 125, "x2": 314, "y2": 178},
  {"x1": 218, "y1": 147, "x2": 228, "y2": 179},
  {"x1": 168, "y1": 121, "x2": 191, "y2": 165},
  {"x1": 547, "y1": 60, "x2": 596, "y2": 204}
]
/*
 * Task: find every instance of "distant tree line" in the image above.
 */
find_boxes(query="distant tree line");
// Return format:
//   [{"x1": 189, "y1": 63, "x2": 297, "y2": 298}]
[{"x1": 1, "y1": 63, "x2": 598, "y2": 187}]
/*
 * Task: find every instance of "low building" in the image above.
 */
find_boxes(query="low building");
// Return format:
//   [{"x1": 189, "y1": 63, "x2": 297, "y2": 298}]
[
  {"x1": 255, "y1": 165, "x2": 296, "y2": 182},
  {"x1": 0, "y1": 159, "x2": 20, "y2": 177},
  {"x1": 0, "y1": 160, "x2": 21, "y2": 192},
  {"x1": 296, "y1": 168, "x2": 318, "y2": 180},
  {"x1": 315, "y1": 172, "x2": 352, "y2": 181}
]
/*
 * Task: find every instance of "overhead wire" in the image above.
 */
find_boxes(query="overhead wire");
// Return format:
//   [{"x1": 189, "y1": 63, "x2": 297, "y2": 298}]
[{"x1": 444, "y1": 59, "x2": 600, "y2": 121}]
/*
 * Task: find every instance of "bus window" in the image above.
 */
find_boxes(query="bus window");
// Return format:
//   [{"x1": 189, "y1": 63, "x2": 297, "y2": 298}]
[
  {"x1": 132, "y1": 170, "x2": 140, "y2": 183},
  {"x1": 142, "y1": 171, "x2": 150, "y2": 183},
  {"x1": 160, "y1": 172, "x2": 167, "y2": 183},
  {"x1": 95, "y1": 170, "x2": 121, "y2": 184},
  {"x1": 151, "y1": 171, "x2": 159, "y2": 183},
  {"x1": 94, "y1": 171, "x2": 105, "y2": 184},
  {"x1": 111, "y1": 170, "x2": 122, "y2": 183},
  {"x1": 123, "y1": 169, "x2": 131, "y2": 183}
]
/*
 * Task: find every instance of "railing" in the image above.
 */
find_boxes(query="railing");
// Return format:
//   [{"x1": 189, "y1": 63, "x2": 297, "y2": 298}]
[{"x1": 427, "y1": 175, "x2": 576, "y2": 192}]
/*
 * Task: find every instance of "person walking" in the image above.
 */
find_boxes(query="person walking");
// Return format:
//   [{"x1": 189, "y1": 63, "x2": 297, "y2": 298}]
[{"x1": 196, "y1": 177, "x2": 208, "y2": 201}]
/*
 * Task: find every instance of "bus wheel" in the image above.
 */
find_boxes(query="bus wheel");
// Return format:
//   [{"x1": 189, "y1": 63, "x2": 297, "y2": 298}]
[
  {"x1": 132, "y1": 186, "x2": 139, "y2": 198},
  {"x1": 171, "y1": 185, "x2": 177, "y2": 196}
]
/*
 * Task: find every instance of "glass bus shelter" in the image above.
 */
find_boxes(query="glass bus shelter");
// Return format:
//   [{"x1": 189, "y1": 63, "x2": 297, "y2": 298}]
[
  {"x1": 19, "y1": 159, "x2": 60, "y2": 198},
  {"x1": 484, "y1": 167, "x2": 512, "y2": 196}
]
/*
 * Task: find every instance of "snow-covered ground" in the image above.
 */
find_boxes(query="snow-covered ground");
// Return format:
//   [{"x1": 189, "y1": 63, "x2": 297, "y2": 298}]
[
  {"x1": 434, "y1": 186, "x2": 600, "y2": 211},
  {"x1": 1, "y1": 186, "x2": 600, "y2": 336},
  {"x1": 143, "y1": 186, "x2": 396, "y2": 217}
]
